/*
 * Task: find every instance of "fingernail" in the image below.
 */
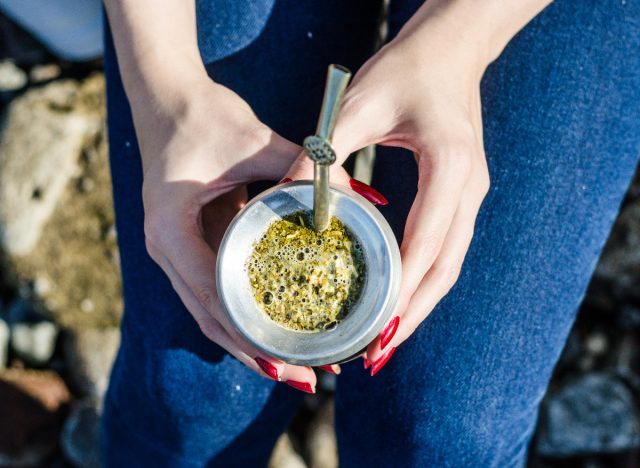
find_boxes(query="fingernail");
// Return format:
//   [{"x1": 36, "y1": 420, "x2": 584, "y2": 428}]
[
  {"x1": 379, "y1": 316, "x2": 400, "y2": 350},
  {"x1": 319, "y1": 364, "x2": 341, "y2": 375},
  {"x1": 278, "y1": 177, "x2": 292, "y2": 185},
  {"x1": 254, "y1": 357, "x2": 279, "y2": 381},
  {"x1": 285, "y1": 380, "x2": 315, "y2": 393},
  {"x1": 371, "y1": 347, "x2": 396, "y2": 377},
  {"x1": 349, "y1": 178, "x2": 389, "y2": 205},
  {"x1": 363, "y1": 357, "x2": 371, "y2": 370}
]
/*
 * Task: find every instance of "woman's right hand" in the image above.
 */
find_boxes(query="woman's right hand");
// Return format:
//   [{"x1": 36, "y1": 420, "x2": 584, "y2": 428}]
[{"x1": 129, "y1": 69, "x2": 322, "y2": 392}]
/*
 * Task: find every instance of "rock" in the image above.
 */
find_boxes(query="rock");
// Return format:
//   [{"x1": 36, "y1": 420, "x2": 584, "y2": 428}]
[
  {"x1": 61, "y1": 400, "x2": 101, "y2": 468},
  {"x1": 537, "y1": 372, "x2": 640, "y2": 456},
  {"x1": 0, "y1": 369, "x2": 71, "y2": 466},
  {"x1": 584, "y1": 332, "x2": 608, "y2": 357},
  {"x1": 0, "y1": 319, "x2": 8, "y2": 369},
  {"x1": 10, "y1": 320, "x2": 59, "y2": 366},
  {"x1": 306, "y1": 399, "x2": 337, "y2": 468},
  {"x1": 0, "y1": 77, "x2": 102, "y2": 256},
  {"x1": 268, "y1": 432, "x2": 307, "y2": 468},
  {"x1": 29, "y1": 64, "x2": 61, "y2": 83},
  {"x1": 7, "y1": 75, "x2": 123, "y2": 331},
  {"x1": 595, "y1": 202, "x2": 640, "y2": 302},
  {"x1": 0, "y1": 60, "x2": 27, "y2": 92},
  {"x1": 63, "y1": 328, "x2": 119, "y2": 399}
]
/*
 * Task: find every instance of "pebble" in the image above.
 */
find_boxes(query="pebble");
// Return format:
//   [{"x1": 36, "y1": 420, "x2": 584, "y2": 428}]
[
  {"x1": 537, "y1": 372, "x2": 640, "y2": 456},
  {"x1": 585, "y1": 332, "x2": 608, "y2": 356},
  {"x1": 10, "y1": 321, "x2": 59, "y2": 366},
  {"x1": 80, "y1": 298, "x2": 95, "y2": 313},
  {"x1": 29, "y1": 64, "x2": 61, "y2": 83},
  {"x1": 0, "y1": 60, "x2": 27, "y2": 91}
]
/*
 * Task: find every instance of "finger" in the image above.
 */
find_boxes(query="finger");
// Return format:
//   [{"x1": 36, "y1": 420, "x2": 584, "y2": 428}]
[
  {"x1": 145, "y1": 231, "x2": 317, "y2": 390},
  {"x1": 395, "y1": 146, "x2": 472, "y2": 317},
  {"x1": 366, "y1": 175, "x2": 488, "y2": 369},
  {"x1": 282, "y1": 150, "x2": 353, "y2": 187},
  {"x1": 282, "y1": 84, "x2": 389, "y2": 185}
]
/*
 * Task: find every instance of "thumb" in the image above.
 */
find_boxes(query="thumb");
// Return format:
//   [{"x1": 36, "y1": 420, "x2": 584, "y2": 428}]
[
  {"x1": 281, "y1": 150, "x2": 352, "y2": 188},
  {"x1": 282, "y1": 94, "x2": 381, "y2": 185}
]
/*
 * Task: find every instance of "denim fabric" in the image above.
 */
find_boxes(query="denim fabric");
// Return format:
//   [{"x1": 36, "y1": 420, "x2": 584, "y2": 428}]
[
  {"x1": 101, "y1": 0, "x2": 640, "y2": 466},
  {"x1": 196, "y1": 0, "x2": 274, "y2": 63}
]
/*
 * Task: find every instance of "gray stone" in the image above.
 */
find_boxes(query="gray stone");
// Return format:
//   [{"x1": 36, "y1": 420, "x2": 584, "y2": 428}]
[
  {"x1": 537, "y1": 372, "x2": 640, "y2": 456},
  {"x1": 10, "y1": 320, "x2": 59, "y2": 366},
  {"x1": 61, "y1": 400, "x2": 101, "y2": 468},
  {"x1": 0, "y1": 318, "x2": 8, "y2": 369},
  {"x1": 0, "y1": 60, "x2": 27, "y2": 91},
  {"x1": 63, "y1": 328, "x2": 120, "y2": 399},
  {"x1": 595, "y1": 202, "x2": 640, "y2": 301},
  {"x1": 0, "y1": 78, "x2": 102, "y2": 256}
]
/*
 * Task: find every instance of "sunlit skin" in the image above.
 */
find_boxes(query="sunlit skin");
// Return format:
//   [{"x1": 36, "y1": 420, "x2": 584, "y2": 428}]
[{"x1": 104, "y1": 0, "x2": 553, "y2": 390}]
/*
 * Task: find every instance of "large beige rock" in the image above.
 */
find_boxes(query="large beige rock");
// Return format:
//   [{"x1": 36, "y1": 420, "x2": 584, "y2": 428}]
[
  {"x1": 0, "y1": 76, "x2": 102, "y2": 256},
  {"x1": 8, "y1": 73, "x2": 123, "y2": 331}
]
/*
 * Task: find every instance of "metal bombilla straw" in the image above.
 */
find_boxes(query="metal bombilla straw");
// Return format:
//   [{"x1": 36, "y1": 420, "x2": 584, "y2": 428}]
[{"x1": 303, "y1": 64, "x2": 352, "y2": 232}]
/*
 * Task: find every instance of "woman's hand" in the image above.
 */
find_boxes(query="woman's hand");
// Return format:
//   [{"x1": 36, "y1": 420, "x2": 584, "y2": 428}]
[
  {"x1": 285, "y1": 0, "x2": 551, "y2": 374},
  {"x1": 133, "y1": 72, "x2": 325, "y2": 391}
]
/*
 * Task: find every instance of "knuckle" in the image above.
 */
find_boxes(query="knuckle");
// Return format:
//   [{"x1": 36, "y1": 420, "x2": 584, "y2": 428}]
[
  {"x1": 436, "y1": 260, "x2": 463, "y2": 289},
  {"x1": 195, "y1": 287, "x2": 217, "y2": 311},
  {"x1": 478, "y1": 160, "x2": 491, "y2": 196},
  {"x1": 430, "y1": 142, "x2": 474, "y2": 182},
  {"x1": 143, "y1": 212, "x2": 165, "y2": 249},
  {"x1": 403, "y1": 229, "x2": 443, "y2": 265},
  {"x1": 144, "y1": 238, "x2": 159, "y2": 262},
  {"x1": 478, "y1": 171, "x2": 491, "y2": 197}
]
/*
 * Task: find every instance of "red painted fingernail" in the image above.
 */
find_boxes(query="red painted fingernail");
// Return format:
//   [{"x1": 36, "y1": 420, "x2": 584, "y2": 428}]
[
  {"x1": 319, "y1": 364, "x2": 341, "y2": 375},
  {"x1": 379, "y1": 316, "x2": 400, "y2": 350},
  {"x1": 278, "y1": 177, "x2": 292, "y2": 185},
  {"x1": 371, "y1": 347, "x2": 396, "y2": 377},
  {"x1": 285, "y1": 380, "x2": 315, "y2": 393},
  {"x1": 363, "y1": 357, "x2": 371, "y2": 369},
  {"x1": 349, "y1": 178, "x2": 389, "y2": 205},
  {"x1": 254, "y1": 357, "x2": 279, "y2": 381}
]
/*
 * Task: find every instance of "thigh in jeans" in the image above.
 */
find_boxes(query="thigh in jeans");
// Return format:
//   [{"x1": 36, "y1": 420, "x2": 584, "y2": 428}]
[
  {"x1": 101, "y1": 1, "x2": 382, "y2": 466},
  {"x1": 335, "y1": 2, "x2": 640, "y2": 467}
]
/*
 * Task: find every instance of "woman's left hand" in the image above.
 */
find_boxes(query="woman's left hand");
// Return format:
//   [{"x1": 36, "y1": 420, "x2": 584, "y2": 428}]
[{"x1": 284, "y1": 1, "x2": 495, "y2": 375}]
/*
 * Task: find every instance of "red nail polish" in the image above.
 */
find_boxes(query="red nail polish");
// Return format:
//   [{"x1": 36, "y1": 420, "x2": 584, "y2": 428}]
[
  {"x1": 379, "y1": 316, "x2": 400, "y2": 350},
  {"x1": 318, "y1": 364, "x2": 341, "y2": 375},
  {"x1": 254, "y1": 357, "x2": 279, "y2": 381},
  {"x1": 371, "y1": 347, "x2": 396, "y2": 377},
  {"x1": 363, "y1": 357, "x2": 371, "y2": 369},
  {"x1": 349, "y1": 178, "x2": 389, "y2": 205},
  {"x1": 285, "y1": 380, "x2": 315, "y2": 393},
  {"x1": 278, "y1": 177, "x2": 292, "y2": 185}
]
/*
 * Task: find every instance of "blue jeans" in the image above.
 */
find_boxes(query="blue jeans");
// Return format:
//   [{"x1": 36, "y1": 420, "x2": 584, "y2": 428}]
[{"x1": 101, "y1": 1, "x2": 640, "y2": 466}]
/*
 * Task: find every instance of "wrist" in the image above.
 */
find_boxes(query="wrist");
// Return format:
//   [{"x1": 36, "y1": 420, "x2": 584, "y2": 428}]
[
  {"x1": 121, "y1": 52, "x2": 209, "y2": 116},
  {"x1": 393, "y1": 0, "x2": 553, "y2": 74}
]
